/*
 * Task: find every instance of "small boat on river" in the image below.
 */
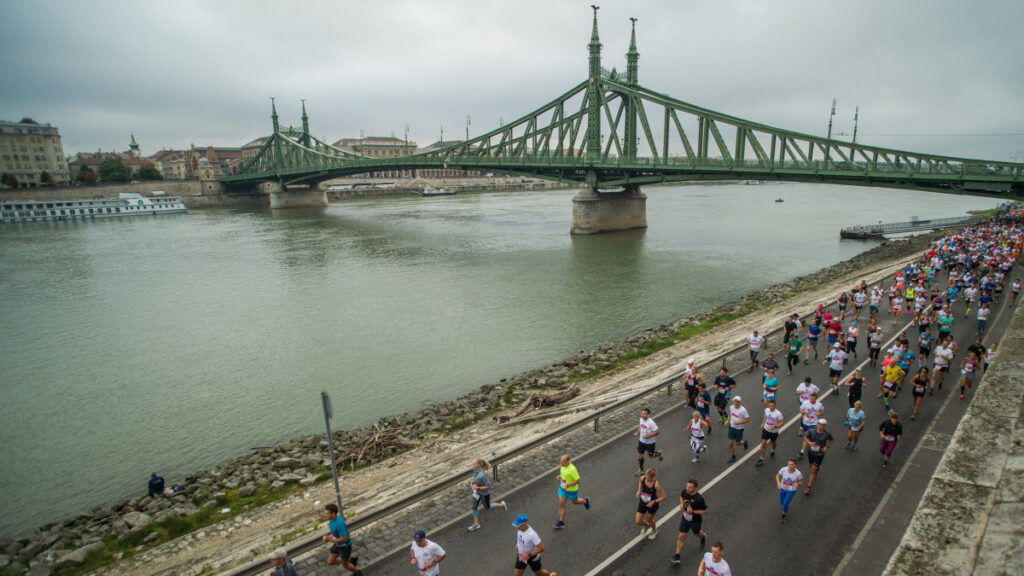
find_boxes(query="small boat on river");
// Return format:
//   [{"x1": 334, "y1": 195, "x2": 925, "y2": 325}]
[{"x1": 420, "y1": 186, "x2": 455, "y2": 197}]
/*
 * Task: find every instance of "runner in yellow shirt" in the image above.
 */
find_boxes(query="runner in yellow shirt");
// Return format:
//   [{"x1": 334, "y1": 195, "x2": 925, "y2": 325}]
[{"x1": 553, "y1": 454, "x2": 590, "y2": 529}]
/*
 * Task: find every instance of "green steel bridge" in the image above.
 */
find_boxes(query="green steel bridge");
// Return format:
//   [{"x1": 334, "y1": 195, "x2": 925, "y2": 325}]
[{"x1": 222, "y1": 9, "x2": 1023, "y2": 198}]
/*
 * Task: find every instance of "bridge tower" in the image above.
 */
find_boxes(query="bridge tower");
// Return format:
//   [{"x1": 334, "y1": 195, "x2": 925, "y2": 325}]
[
  {"x1": 571, "y1": 9, "x2": 647, "y2": 235},
  {"x1": 263, "y1": 99, "x2": 328, "y2": 208}
]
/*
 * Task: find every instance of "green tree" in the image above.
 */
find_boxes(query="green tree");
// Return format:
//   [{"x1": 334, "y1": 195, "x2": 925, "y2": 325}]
[
  {"x1": 39, "y1": 171, "x2": 55, "y2": 186},
  {"x1": 76, "y1": 165, "x2": 98, "y2": 185},
  {"x1": 2, "y1": 172, "x2": 19, "y2": 188},
  {"x1": 134, "y1": 163, "x2": 164, "y2": 181},
  {"x1": 97, "y1": 157, "x2": 130, "y2": 182}
]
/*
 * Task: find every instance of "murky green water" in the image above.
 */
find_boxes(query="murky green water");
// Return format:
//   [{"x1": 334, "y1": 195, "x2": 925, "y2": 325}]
[{"x1": 0, "y1": 183, "x2": 1001, "y2": 536}]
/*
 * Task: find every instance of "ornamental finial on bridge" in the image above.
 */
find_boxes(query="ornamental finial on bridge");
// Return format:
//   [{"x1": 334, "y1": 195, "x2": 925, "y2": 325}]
[{"x1": 270, "y1": 97, "x2": 279, "y2": 133}]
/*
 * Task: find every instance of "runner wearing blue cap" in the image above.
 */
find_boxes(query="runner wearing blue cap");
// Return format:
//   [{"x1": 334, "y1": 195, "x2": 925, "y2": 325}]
[
  {"x1": 512, "y1": 514, "x2": 556, "y2": 576},
  {"x1": 410, "y1": 530, "x2": 446, "y2": 576}
]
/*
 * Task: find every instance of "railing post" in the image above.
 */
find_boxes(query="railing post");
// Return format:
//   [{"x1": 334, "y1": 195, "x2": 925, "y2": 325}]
[
  {"x1": 594, "y1": 417, "x2": 600, "y2": 433},
  {"x1": 666, "y1": 380, "x2": 672, "y2": 395},
  {"x1": 493, "y1": 463, "x2": 499, "y2": 482}
]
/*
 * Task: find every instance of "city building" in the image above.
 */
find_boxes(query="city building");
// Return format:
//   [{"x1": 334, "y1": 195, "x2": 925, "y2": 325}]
[
  {"x1": 332, "y1": 136, "x2": 416, "y2": 179},
  {"x1": 415, "y1": 140, "x2": 478, "y2": 179},
  {"x1": 149, "y1": 145, "x2": 244, "y2": 180},
  {"x1": 0, "y1": 118, "x2": 71, "y2": 187}
]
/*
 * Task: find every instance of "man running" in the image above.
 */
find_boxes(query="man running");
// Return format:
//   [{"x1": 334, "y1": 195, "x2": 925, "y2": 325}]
[
  {"x1": 804, "y1": 318, "x2": 822, "y2": 364},
  {"x1": 879, "y1": 411, "x2": 903, "y2": 469},
  {"x1": 785, "y1": 330, "x2": 802, "y2": 375},
  {"x1": 512, "y1": 515, "x2": 556, "y2": 576},
  {"x1": 712, "y1": 368, "x2": 736, "y2": 425},
  {"x1": 824, "y1": 342, "x2": 848, "y2": 396},
  {"x1": 410, "y1": 530, "x2": 446, "y2": 576},
  {"x1": 668, "y1": 479, "x2": 708, "y2": 565},
  {"x1": 698, "y1": 542, "x2": 732, "y2": 576},
  {"x1": 756, "y1": 399, "x2": 784, "y2": 466},
  {"x1": 747, "y1": 330, "x2": 765, "y2": 372},
  {"x1": 776, "y1": 459, "x2": 804, "y2": 523},
  {"x1": 931, "y1": 337, "x2": 955, "y2": 392},
  {"x1": 881, "y1": 359, "x2": 905, "y2": 409},
  {"x1": 725, "y1": 396, "x2": 750, "y2": 464},
  {"x1": 799, "y1": 419, "x2": 833, "y2": 496},
  {"x1": 633, "y1": 408, "x2": 662, "y2": 477},
  {"x1": 322, "y1": 503, "x2": 361, "y2": 575},
  {"x1": 553, "y1": 454, "x2": 590, "y2": 529},
  {"x1": 798, "y1": 391, "x2": 824, "y2": 443}
]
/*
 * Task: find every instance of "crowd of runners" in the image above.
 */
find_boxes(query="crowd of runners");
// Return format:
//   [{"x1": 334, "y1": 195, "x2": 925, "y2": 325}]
[{"x1": 296, "y1": 206, "x2": 1021, "y2": 576}]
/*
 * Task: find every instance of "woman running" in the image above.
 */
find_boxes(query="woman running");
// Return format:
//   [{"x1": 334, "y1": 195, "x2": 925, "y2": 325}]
[
  {"x1": 879, "y1": 411, "x2": 903, "y2": 468},
  {"x1": 466, "y1": 458, "x2": 507, "y2": 531},
  {"x1": 845, "y1": 321, "x2": 859, "y2": 359},
  {"x1": 804, "y1": 318, "x2": 822, "y2": 364},
  {"x1": 909, "y1": 368, "x2": 929, "y2": 420},
  {"x1": 845, "y1": 400, "x2": 866, "y2": 449},
  {"x1": 959, "y1": 351, "x2": 979, "y2": 400},
  {"x1": 776, "y1": 459, "x2": 804, "y2": 524},
  {"x1": 689, "y1": 411, "x2": 710, "y2": 464},
  {"x1": 843, "y1": 368, "x2": 864, "y2": 408},
  {"x1": 634, "y1": 468, "x2": 667, "y2": 540},
  {"x1": 762, "y1": 369, "x2": 780, "y2": 409}
]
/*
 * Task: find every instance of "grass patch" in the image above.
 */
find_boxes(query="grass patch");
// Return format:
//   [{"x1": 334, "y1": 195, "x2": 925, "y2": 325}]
[{"x1": 71, "y1": 479, "x2": 323, "y2": 575}]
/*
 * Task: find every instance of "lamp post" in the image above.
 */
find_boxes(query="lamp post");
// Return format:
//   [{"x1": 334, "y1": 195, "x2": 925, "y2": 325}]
[{"x1": 321, "y1": 391, "x2": 343, "y2": 515}]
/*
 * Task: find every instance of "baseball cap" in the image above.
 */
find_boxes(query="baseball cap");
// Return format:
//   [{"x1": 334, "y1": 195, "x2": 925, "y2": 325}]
[
  {"x1": 732, "y1": 396, "x2": 741, "y2": 402},
  {"x1": 834, "y1": 342, "x2": 841, "y2": 348},
  {"x1": 688, "y1": 358, "x2": 695, "y2": 364},
  {"x1": 818, "y1": 419, "x2": 828, "y2": 425},
  {"x1": 513, "y1": 514, "x2": 529, "y2": 527},
  {"x1": 414, "y1": 530, "x2": 426, "y2": 541},
  {"x1": 268, "y1": 548, "x2": 287, "y2": 561}
]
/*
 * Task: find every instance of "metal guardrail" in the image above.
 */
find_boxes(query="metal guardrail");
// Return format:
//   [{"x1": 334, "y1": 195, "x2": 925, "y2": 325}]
[{"x1": 224, "y1": 264, "x2": 897, "y2": 576}]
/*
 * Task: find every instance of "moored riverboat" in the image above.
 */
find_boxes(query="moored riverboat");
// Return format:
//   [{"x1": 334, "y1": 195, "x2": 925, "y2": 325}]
[
  {"x1": 0, "y1": 193, "x2": 186, "y2": 224},
  {"x1": 420, "y1": 185, "x2": 455, "y2": 197}
]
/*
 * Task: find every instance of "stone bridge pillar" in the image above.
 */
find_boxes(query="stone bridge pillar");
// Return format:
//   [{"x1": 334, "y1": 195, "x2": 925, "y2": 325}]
[
  {"x1": 570, "y1": 184, "x2": 647, "y2": 234},
  {"x1": 262, "y1": 182, "x2": 328, "y2": 209}
]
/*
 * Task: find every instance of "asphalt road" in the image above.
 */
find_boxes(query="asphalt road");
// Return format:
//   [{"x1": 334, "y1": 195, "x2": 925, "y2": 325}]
[{"x1": 358, "y1": 279, "x2": 1016, "y2": 576}]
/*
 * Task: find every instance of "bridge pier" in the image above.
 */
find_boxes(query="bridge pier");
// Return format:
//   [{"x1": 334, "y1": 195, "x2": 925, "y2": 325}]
[
  {"x1": 570, "y1": 184, "x2": 647, "y2": 234},
  {"x1": 263, "y1": 182, "x2": 328, "y2": 209}
]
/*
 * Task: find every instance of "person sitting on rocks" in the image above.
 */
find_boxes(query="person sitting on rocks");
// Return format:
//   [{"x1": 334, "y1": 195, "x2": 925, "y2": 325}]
[{"x1": 148, "y1": 472, "x2": 165, "y2": 497}]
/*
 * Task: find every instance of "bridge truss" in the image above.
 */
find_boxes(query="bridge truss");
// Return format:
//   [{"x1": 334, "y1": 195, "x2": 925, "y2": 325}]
[{"x1": 223, "y1": 11, "x2": 1022, "y2": 196}]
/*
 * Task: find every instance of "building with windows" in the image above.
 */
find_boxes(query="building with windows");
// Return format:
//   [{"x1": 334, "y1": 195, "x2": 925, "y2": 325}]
[
  {"x1": 332, "y1": 136, "x2": 417, "y2": 179},
  {"x1": 0, "y1": 118, "x2": 71, "y2": 187}
]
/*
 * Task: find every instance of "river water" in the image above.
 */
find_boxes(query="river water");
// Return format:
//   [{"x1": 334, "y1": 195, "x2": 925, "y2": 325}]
[{"x1": 0, "y1": 183, "x2": 1000, "y2": 537}]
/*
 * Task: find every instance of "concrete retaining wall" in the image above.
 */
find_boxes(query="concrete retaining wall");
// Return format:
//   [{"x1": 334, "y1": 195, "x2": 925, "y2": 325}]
[{"x1": 885, "y1": 303, "x2": 1024, "y2": 575}]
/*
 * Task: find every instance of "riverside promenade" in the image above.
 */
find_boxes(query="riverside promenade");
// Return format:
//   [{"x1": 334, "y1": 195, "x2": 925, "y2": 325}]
[{"x1": 219, "y1": 247, "x2": 1022, "y2": 575}]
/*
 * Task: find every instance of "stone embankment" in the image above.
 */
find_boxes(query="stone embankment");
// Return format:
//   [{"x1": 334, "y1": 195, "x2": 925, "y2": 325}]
[
  {"x1": 885, "y1": 303, "x2": 1024, "y2": 575},
  {"x1": 0, "y1": 230, "x2": 948, "y2": 576}
]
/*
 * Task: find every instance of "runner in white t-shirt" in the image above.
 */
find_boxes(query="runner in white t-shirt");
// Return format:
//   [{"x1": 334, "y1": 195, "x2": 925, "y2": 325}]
[
  {"x1": 689, "y1": 411, "x2": 709, "y2": 464},
  {"x1": 747, "y1": 330, "x2": 765, "y2": 373},
  {"x1": 633, "y1": 408, "x2": 662, "y2": 477},
  {"x1": 698, "y1": 542, "x2": 732, "y2": 576},
  {"x1": 725, "y1": 396, "x2": 750, "y2": 464},
  {"x1": 756, "y1": 399, "x2": 784, "y2": 466},
  {"x1": 798, "y1": 391, "x2": 824, "y2": 442},
  {"x1": 410, "y1": 531, "x2": 446, "y2": 576},
  {"x1": 931, "y1": 340, "x2": 955, "y2": 392},
  {"x1": 776, "y1": 459, "x2": 804, "y2": 523},
  {"x1": 512, "y1": 515, "x2": 554, "y2": 576}
]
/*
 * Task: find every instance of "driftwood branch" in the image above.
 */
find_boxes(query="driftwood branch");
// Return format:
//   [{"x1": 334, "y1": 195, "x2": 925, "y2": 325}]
[{"x1": 496, "y1": 384, "x2": 581, "y2": 422}]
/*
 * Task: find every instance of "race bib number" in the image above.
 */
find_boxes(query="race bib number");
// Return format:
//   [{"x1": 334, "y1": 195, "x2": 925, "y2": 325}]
[
  {"x1": 810, "y1": 443, "x2": 821, "y2": 453},
  {"x1": 884, "y1": 435, "x2": 895, "y2": 441},
  {"x1": 640, "y1": 493, "x2": 652, "y2": 503}
]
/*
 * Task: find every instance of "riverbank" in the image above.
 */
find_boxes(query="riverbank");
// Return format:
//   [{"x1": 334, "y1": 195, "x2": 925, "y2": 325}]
[{"x1": 0, "y1": 218, "x2": 959, "y2": 576}]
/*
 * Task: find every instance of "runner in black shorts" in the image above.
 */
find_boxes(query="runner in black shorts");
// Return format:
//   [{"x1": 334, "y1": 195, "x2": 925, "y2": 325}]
[
  {"x1": 635, "y1": 468, "x2": 666, "y2": 540},
  {"x1": 910, "y1": 367, "x2": 929, "y2": 420},
  {"x1": 668, "y1": 479, "x2": 708, "y2": 564},
  {"x1": 799, "y1": 420, "x2": 833, "y2": 496}
]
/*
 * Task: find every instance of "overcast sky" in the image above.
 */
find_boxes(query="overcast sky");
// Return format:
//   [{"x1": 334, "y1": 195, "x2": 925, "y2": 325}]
[{"x1": 2, "y1": 0, "x2": 1022, "y2": 161}]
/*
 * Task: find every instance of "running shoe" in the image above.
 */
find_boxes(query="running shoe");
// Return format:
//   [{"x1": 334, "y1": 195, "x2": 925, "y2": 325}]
[
  {"x1": 805, "y1": 487, "x2": 811, "y2": 496},
  {"x1": 584, "y1": 497, "x2": 591, "y2": 511},
  {"x1": 467, "y1": 523, "x2": 481, "y2": 531},
  {"x1": 770, "y1": 448, "x2": 776, "y2": 458},
  {"x1": 797, "y1": 450, "x2": 804, "y2": 459},
  {"x1": 700, "y1": 533, "x2": 707, "y2": 550},
  {"x1": 755, "y1": 457, "x2": 764, "y2": 466},
  {"x1": 656, "y1": 451, "x2": 663, "y2": 461},
  {"x1": 883, "y1": 460, "x2": 889, "y2": 468},
  {"x1": 668, "y1": 554, "x2": 681, "y2": 564},
  {"x1": 640, "y1": 526, "x2": 650, "y2": 537},
  {"x1": 960, "y1": 393, "x2": 965, "y2": 399},
  {"x1": 648, "y1": 528, "x2": 659, "y2": 541},
  {"x1": 726, "y1": 456, "x2": 736, "y2": 464},
  {"x1": 499, "y1": 500, "x2": 508, "y2": 512},
  {"x1": 352, "y1": 557, "x2": 359, "y2": 566},
  {"x1": 911, "y1": 413, "x2": 916, "y2": 420},
  {"x1": 780, "y1": 514, "x2": 787, "y2": 524},
  {"x1": 553, "y1": 521, "x2": 565, "y2": 529},
  {"x1": 691, "y1": 457, "x2": 700, "y2": 464},
  {"x1": 634, "y1": 468, "x2": 643, "y2": 477}
]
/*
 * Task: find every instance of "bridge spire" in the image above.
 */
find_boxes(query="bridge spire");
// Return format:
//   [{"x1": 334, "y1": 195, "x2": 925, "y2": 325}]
[
  {"x1": 300, "y1": 99, "x2": 311, "y2": 146},
  {"x1": 624, "y1": 18, "x2": 639, "y2": 160},
  {"x1": 586, "y1": 5, "x2": 603, "y2": 165},
  {"x1": 270, "y1": 97, "x2": 279, "y2": 134},
  {"x1": 626, "y1": 17, "x2": 639, "y2": 86}
]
